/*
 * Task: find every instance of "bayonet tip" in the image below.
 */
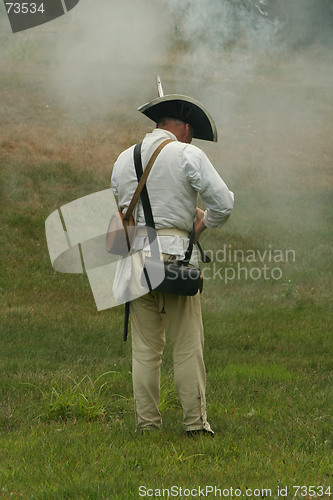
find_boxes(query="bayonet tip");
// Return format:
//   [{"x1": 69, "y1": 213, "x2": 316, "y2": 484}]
[{"x1": 157, "y1": 75, "x2": 164, "y2": 98}]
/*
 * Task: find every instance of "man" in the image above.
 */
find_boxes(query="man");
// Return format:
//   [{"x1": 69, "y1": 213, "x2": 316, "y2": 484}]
[{"x1": 111, "y1": 90, "x2": 234, "y2": 436}]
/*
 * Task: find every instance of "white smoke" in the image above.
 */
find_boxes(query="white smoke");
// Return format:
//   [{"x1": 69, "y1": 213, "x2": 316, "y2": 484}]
[
  {"x1": 43, "y1": 0, "x2": 284, "y2": 123},
  {"x1": 47, "y1": 0, "x2": 172, "y2": 119},
  {"x1": 163, "y1": 0, "x2": 279, "y2": 52}
]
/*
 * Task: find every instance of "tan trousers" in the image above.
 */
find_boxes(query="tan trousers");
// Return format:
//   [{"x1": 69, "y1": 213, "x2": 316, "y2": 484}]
[{"x1": 130, "y1": 290, "x2": 213, "y2": 432}]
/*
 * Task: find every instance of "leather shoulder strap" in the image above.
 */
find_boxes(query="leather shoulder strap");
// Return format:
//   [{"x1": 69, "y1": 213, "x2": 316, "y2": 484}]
[
  {"x1": 134, "y1": 143, "x2": 155, "y2": 230},
  {"x1": 123, "y1": 139, "x2": 173, "y2": 222}
]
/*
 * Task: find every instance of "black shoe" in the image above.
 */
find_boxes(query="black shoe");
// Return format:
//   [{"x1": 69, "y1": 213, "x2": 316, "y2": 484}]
[{"x1": 184, "y1": 429, "x2": 215, "y2": 438}]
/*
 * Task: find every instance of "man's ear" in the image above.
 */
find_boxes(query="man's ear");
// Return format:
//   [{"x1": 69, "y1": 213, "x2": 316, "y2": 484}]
[{"x1": 184, "y1": 123, "x2": 193, "y2": 143}]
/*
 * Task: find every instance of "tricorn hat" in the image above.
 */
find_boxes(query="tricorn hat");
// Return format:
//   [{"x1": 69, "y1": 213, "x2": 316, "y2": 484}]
[{"x1": 138, "y1": 79, "x2": 218, "y2": 142}]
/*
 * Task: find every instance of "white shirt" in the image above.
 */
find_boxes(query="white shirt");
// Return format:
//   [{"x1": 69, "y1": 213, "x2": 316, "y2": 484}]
[{"x1": 111, "y1": 128, "x2": 234, "y2": 260}]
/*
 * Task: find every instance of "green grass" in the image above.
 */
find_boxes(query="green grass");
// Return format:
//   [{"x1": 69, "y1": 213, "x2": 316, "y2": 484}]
[
  {"x1": 1, "y1": 31, "x2": 333, "y2": 499},
  {"x1": 1, "y1": 182, "x2": 332, "y2": 497}
]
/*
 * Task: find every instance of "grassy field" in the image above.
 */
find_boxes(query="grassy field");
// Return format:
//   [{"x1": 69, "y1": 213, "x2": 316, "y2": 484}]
[{"x1": 0, "y1": 24, "x2": 332, "y2": 500}]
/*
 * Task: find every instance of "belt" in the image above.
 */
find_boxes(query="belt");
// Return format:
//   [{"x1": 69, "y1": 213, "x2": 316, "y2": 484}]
[
  {"x1": 135, "y1": 227, "x2": 189, "y2": 238},
  {"x1": 156, "y1": 228, "x2": 189, "y2": 238}
]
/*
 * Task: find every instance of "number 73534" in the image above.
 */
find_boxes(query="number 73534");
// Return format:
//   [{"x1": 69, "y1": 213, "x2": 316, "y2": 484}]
[{"x1": 5, "y1": 3, "x2": 45, "y2": 14}]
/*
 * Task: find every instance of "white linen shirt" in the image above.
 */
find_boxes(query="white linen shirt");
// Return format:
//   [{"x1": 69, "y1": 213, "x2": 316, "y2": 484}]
[{"x1": 111, "y1": 128, "x2": 234, "y2": 260}]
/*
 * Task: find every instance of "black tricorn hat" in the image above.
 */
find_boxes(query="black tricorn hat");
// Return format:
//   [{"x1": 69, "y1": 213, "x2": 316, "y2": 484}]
[{"x1": 138, "y1": 94, "x2": 218, "y2": 142}]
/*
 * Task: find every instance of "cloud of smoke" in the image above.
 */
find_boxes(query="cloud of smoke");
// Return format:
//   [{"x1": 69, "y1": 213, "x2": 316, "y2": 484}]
[
  {"x1": 37, "y1": 0, "x2": 332, "y2": 134},
  {"x1": 164, "y1": 0, "x2": 279, "y2": 52},
  {"x1": 269, "y1": 0, "x2": 333, "y2": 49},
  {"x1": 39, "y1": 0, "x2": 331, "y2": 252},
  {"x1": 160, "y1": 0, "x2": 333, "y2": 97},
  {"x1": 1, "y1": 0, "x2": 331, "y2": 307},
  {"x1": 2, "y1": 0, "x2": 331, "y2": 232},
  {"x1": 159, "y1": 0, "x2": 332, "y2": 254},
  {"x1": 47, "y1": 0, "x2": 171, "y2": 119}
]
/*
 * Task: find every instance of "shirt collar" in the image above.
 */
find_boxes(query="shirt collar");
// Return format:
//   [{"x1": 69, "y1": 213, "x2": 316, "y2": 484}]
[{"x1": 146, "y1": 128, "x2": 178, "y2": 142}]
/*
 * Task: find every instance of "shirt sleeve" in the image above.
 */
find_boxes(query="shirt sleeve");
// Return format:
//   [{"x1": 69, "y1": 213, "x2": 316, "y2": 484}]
[
  {"x1": 182, "y1": 145, "x2": 234, "y2": 228},
  {"x1": 110, "y1": 165, "x2": 119, "y2": 199}
]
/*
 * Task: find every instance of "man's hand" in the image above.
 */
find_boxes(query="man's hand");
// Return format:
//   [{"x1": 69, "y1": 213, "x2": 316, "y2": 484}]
[{"x1": 193, "y1": 207, "x2": 207, "y2": 244}]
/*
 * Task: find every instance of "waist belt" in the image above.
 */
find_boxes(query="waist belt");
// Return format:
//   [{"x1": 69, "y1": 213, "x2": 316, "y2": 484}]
[
  {"x1": 135, "y1": 227, "x2": 189, "y2": 238},
  {"x1": 156, "y1": 228, "x2": 189, "y2": 238}
]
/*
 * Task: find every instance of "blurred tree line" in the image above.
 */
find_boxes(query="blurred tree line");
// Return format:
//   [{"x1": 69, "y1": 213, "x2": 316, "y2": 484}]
[
  {"x1": 266, "y1": 0, "x2": 333, "y2": 48},
  {"x1": 165, "y1": 0, "x2": 333, "y2": 51}
]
